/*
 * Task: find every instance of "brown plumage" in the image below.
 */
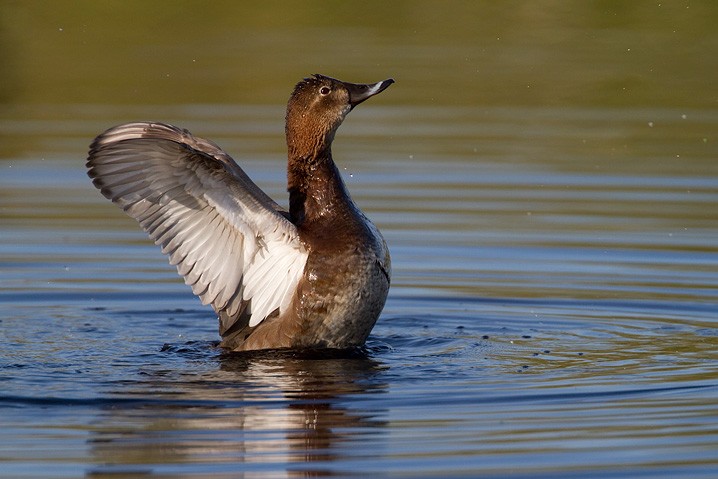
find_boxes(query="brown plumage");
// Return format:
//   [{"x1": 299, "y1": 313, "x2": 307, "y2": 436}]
[{"x1": 86, "y1": 74, "x2": 394, "y2": 351}]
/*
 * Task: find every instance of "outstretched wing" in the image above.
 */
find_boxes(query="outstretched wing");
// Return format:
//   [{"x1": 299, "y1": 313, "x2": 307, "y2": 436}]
[{"x1": 87, "y1": 122, "x2": 308, "y2": 334}]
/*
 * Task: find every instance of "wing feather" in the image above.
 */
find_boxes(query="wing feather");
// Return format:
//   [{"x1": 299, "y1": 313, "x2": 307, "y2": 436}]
[{"x1": 87, "y1": 122, "x2": 308, "y2": 335}]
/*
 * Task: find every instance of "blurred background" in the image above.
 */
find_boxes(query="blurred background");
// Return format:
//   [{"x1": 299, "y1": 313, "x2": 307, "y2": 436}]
[
  {"x1": 2, "y1": 0, "x2": 717, "y2": 178},
  {"x1": 1, "y1": 1, "x2": 717, "y2": 107}
]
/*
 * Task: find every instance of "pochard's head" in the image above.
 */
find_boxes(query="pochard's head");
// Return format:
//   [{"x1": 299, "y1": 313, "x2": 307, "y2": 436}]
[{"x1": 285, "y1": 74, "x2": 394, "y2": 158}]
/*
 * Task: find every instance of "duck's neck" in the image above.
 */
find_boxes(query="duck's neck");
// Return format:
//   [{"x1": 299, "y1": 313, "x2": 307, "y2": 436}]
[{"x1": 287, "y1": 147, "x2": 353, "y2": 227}]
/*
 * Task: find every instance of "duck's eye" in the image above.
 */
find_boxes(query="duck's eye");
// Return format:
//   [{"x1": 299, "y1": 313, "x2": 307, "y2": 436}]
[{"x1": 319, "y1": 86, "x2": 331, "y2": 96}]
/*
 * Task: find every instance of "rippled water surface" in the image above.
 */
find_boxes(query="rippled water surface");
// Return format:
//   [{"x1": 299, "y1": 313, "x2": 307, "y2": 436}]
[{"x1": 2, "y1": 2, "x2": 718, "y2": 478}]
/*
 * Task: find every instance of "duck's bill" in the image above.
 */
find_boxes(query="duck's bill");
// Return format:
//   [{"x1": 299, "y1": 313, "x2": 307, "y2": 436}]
[{"x1": 344, "y1": 78, "x2": 395, "y2": 108}]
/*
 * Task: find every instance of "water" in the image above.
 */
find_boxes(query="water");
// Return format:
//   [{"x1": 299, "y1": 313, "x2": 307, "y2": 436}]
[{"x1": 2, "y1": 3, "x2": 718, "y2": 478}]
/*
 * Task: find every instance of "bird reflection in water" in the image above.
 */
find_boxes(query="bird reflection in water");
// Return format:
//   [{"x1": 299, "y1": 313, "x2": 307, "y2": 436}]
[{"x1": 87, "y1": 346, "x2": 389, "y2": 477}]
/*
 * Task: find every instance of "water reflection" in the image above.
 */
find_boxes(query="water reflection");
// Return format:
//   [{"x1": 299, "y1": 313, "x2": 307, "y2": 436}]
[{"x1": 88, "y1": 348, "x2": 388, "y2": 478}]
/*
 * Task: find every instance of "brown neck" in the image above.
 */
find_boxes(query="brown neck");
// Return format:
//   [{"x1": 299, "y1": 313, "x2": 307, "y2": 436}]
[{"x1": 287, "y1": 147, "x2": 352, "y2": 227}]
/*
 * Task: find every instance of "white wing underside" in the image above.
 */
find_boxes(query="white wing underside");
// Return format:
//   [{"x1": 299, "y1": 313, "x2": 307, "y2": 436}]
[{"x1": 87, "y1": 122, "x2": 308, "y2": 332}]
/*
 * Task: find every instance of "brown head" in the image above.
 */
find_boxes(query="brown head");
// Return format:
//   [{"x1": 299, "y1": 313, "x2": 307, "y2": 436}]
[{"x1": 285, "y1": 74, "x2": 394, "y2": 160}]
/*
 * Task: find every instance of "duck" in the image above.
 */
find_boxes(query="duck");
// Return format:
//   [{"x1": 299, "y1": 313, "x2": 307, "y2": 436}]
[{"x1": 86, "y1": 74, "x2": 394, "y2": 352}]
